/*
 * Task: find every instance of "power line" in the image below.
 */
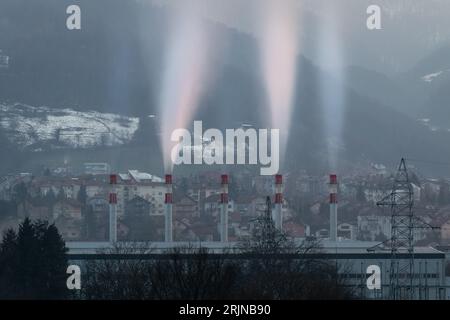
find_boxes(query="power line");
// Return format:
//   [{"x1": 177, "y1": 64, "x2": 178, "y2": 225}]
[{"x1": 406, "y1": 158, "x2": 450, "y2": 167}]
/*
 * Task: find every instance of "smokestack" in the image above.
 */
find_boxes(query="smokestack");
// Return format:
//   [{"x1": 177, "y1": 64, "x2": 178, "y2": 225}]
[
  {"x1": 274, "y1": 174, "x2": 283, "y2": 230},
  {"x1": 329, "y1": 174, "x2": 338, "y2": 242},
  {"x1": 165, "y1": 174, "x2": 173, "y2": 242},
  {"x1": 109, "y1": 174, "x2": 117, "y2": 244},
  {"x1": 220, "y1": 174, "x2": 229, "y2": 242}
]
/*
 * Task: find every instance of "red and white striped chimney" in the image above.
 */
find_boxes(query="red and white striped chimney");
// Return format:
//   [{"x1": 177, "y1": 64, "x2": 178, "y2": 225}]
[
  {"x1": 220, "y1": 174, "x2": 229, "y2": 242},
  {"x1": 329, "y1": 174, "x2": 338, "y2": 242},
  {"x1": 164, "y1": 174, "x2": 173, "y2": 242},
  {"x1": 274, "y1": 174, "x2": 283, "y2": 230},
  {"x1": 109, "y1": 174, "x2": 118, "y2": 244}
]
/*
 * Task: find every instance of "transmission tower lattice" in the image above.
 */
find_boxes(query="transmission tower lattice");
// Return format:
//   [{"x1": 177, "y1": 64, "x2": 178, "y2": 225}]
[
  {"x1": 249, "y1": 196, "x2": 287, "y2": 253},
  {"x1": 376, "y1": 158, "x2": 415, "y2": 299}
]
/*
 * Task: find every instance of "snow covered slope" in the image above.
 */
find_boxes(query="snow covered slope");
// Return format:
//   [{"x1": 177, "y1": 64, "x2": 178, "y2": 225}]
[{"x1": 0, "y1": 103, "x2": 140, "y2": 151}]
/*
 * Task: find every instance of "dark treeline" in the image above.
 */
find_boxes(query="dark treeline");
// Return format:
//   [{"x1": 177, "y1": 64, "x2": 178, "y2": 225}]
[
  {"x1": 80, "y1": 248, "x2": 353, "y2": 300},
  {"x1": 0, "y1": 218, "x2": 68, "y2": 299},
  {"x1": 0, "y1": 203, "x2": 355, "y2": 300},
  {"x1": 81, "y1": 201, "x2": 354, "y2": 300}
]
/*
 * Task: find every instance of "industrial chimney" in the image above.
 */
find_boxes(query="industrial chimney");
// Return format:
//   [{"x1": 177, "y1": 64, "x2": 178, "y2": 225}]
[
  {"x1": 220, "y1": 174, "x2": 229, "y2": 242},
  {"x1": 274, "y1": 174, "x2": 283, "y2": 230},
  {"x1": 164, "y1": 174, "x2": 173, "y2": 242},
  {"x1": 329, "y1": 174, "x2": 338, "y2": 242},
  {"x1": 109, "y1": 174, "x2": 118, "y2": 244}
]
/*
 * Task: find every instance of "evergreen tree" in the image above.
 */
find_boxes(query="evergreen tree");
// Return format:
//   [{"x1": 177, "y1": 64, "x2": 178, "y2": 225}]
[
  {"x1": 15, "y1": 218, "x2": 39, "y2": 298},
  {"x1": 0, "y1": 218, "x2": 68, "y2": 299},
  {"x1": 45, "y1": 188, "x2": 56, "y2": 204},
  {"x1": 40, "y1": 224, "x2": 69, "y2": 297},
  {"x1": 44, "y1": 189, "x2": 57, "y2": 216},
  {"x1": 13, "y1": 182, "x2": 28, "y2": 207},
  {"x1": 57, "y1": 187, "x2": 66, "y2": 201},
  {"x1": 78, "y1": 185, "x2": 90, "y2": 237},
  {"x1": 0, "y1": 229, "x2": 18, "y2": 297},
  {"x1": 77, "y1": 184, "x2": 87, "y2": 206},
  {"x1": 438, "y1": 181, "x2": 450, "y2": 206},
  {"x1": 43, "y1": 168, "x2": 51, "y2": 177}
]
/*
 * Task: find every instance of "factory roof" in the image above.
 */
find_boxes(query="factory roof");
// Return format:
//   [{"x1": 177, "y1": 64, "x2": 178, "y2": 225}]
[
  {"x1": 118, "y1": 170, "x2": 164, "y2": 184},
  {"x1": 128, "y1": 170, "x2": 153, "y2": 182},
  {"x1": 66, "y1": 240, "x2": 445, "y2": 259}
]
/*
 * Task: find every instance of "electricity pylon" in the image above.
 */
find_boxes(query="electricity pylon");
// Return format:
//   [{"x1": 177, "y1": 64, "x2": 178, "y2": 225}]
[{"x1": 376, "y1": 158, "x2": 415, "y2": 299}]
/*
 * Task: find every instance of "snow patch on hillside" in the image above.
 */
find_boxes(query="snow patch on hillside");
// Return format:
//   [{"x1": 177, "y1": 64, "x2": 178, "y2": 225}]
[
  {"x1": 0, "y1": 103, "x2": 140, "y2": 151},
  {"x1": 422, "y1": 71, "x2": 443, "y2": 82},
  {"x1": 422, "y1": 69, "x2": 450, "y2": 83}
]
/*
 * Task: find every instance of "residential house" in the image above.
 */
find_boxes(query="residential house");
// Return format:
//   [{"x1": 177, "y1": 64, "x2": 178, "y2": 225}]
[
  {"x1": 204, "y1": 194, "x2": 235, "y2": 217},
  {"x1": 174, "y1": 195, "x2": 199, "y2": 219},
  {"x1": 125, "y1": 196, "x2": 153, "y2": 218},
  {"x1": 337, "y1": 222, "x2": 356, "y2": 240},
  {"x1": 52, "y1": 199, "x2": 82, "y2": 221}
]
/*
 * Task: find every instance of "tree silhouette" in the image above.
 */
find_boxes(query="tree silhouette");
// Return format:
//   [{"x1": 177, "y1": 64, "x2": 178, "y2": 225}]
[
  {"x1": 57, "y1": 187, "x2": 66, "y2": 201},
  {"x1": 237, "y1": 196, "x2": 353, "y2": 299},
  {"x1": 13, "y1": 182, "x2": 28, "y2": 214},
  {"x1": 438, "y1": 181, "x2": 450, "y2": 206},
  {"x1": 0, "y1": 218, "x2": 68, "y2": 299},
  {"x1": 44, "y1": 188, "x2": 57, "y2": 216},
  {"x1": 84, "y1": 205, "x2": 96, "y2": 239},
  {"x1": 45, "y1": 188, "x2": 56, "y2": 203},
  {"x1": 77, "y1": 185, "x2": 87, "y2": 206},
  {"x1": 80, "y1": 199, "x2": 354, "y2": 300}
]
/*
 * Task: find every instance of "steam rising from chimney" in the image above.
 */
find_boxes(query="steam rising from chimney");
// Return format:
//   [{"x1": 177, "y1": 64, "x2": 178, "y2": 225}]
[
  {"x1": 260, "y1": 0, "x2": 301, "y2": 161},
  {"x1": 317, "y1": 4, "x2": 346, "y2": 171},
  {"x1": 156, "y1": 5, "x2": 215, "y2": 172}
]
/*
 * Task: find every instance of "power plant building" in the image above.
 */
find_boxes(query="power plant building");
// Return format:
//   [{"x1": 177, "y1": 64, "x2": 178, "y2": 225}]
[{"x1": 65, "y1": 239, "x2": 449, "y2": 300}]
